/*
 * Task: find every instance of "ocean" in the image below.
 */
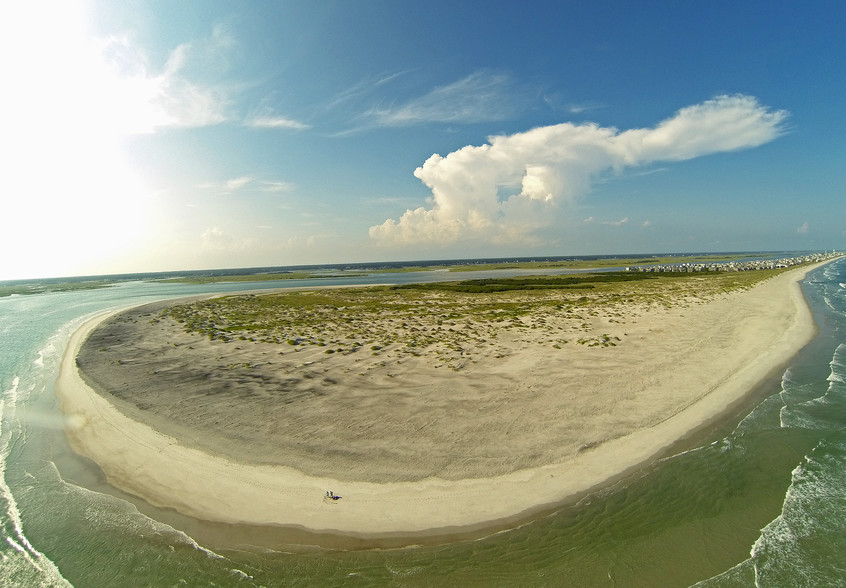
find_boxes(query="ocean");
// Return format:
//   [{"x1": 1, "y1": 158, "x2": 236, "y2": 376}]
[{"x1": 1, "y1": 259, "x2": 844, "y2": 587}]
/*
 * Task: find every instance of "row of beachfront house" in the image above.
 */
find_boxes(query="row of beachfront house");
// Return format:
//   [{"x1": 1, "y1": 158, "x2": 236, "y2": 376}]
[{"x1": 624, "y1": 252, "x2": 842, "y2": 273}]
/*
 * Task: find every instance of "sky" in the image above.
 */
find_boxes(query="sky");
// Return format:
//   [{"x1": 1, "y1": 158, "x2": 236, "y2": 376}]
[{"x1": 2, "y1": 0, "x2": 845, "y2": 280}]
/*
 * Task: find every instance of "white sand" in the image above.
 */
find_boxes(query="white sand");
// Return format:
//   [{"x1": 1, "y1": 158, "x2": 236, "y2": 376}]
[{"x1": 55, "y1": 263, "x2": 825, "y2": 537}]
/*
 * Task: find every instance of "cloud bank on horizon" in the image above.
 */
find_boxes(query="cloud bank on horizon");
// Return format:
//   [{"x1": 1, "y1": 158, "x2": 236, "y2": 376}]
[{"x1": 370, "y1": 95, "x2": 788, "y2": 248}]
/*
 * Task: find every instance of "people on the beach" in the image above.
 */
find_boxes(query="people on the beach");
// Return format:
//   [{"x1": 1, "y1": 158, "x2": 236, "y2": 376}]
[{"x1": 325, "y1": 490, "x2": 341, "y2": 501}]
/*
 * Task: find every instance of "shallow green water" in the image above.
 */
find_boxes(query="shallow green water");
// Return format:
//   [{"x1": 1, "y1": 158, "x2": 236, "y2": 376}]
[{"x1": 2, "y1": 260, "x2": 845, "y2": 586}]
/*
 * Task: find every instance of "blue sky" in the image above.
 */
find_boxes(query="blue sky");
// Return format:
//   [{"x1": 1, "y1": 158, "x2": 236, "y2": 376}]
[{"x1": 2, "y1": 0, "x2": 844, "y2": 279}]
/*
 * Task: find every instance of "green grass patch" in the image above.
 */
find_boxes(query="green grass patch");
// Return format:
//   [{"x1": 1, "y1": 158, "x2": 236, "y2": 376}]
[
  {"x1": 158, "y1": 266, "x2": 791, "y2": 366},
  {"x1": 0, "y1": 280, "x2": 114, "y2": 297}
]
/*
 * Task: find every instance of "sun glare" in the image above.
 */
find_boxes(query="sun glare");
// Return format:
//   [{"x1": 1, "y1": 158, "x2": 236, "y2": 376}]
[{"x1": 1, "y1": 1, "x2": 155, "y2": 280}]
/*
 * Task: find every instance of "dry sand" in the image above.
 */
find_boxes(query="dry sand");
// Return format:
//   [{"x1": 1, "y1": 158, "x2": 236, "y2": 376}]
[{"x1": 55, "y1": 263, "x2": 824, "y2": 539}]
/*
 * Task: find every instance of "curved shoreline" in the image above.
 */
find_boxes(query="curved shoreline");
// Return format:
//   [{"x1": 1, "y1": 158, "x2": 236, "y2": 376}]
[{"x1": 55, "y1": 262, "x2": 828, "y2": 543}]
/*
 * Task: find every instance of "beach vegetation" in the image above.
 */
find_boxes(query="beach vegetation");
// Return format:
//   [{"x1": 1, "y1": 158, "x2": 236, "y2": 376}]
[
  {"x1": 159, "y1": 267, "x2": 796, "y2": 366},
  {"x1": 0, "y1": 280, "x2": 115, "y2": 297}
]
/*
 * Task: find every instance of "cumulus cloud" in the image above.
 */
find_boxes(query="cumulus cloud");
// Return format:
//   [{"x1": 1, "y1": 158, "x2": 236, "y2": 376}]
[
  {"x1": 370, "y1": 95, "x2": 788, "y2": 247},
  {"x1": 603, "y1": 217, "x2": 629, "y2": 226},
  {"x1": 797, "y1": 221, "x2": 809, "y2": 234},
  {"x1": 201, "y1": 226, "x2": 235, "y2": 249},
  {"x1": 200, "y1": 226, "x2": 255, "y2": 252}
]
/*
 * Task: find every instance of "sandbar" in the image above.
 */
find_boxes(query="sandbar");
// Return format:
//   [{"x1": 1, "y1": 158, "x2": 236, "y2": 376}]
[{"x1": 55, "y1": 262, "x2": 829, "y2": 542}]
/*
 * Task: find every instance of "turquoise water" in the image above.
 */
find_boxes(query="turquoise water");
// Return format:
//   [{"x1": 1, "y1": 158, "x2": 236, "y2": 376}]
[{"x1": 1, "y1": 261, "x2": 845, "y2": 586}]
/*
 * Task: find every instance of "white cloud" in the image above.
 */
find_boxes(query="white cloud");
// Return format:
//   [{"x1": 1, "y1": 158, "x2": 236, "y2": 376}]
[
  {"x1": 602, "y1": 217, "x2": 629, "y2": 226},
  {"x1": 370, "y1": 95, "x2": 788, "y2": 247},
  {"x1": 200, "y1": 176, "x2": 254, "y2": 192},
  {"x1": 618, "y1": 95, "x2": 789, "y2": 163},
  {"x1": 0, "y1": 3, "x2": 162, "y2": 279},
  {"x1": 631, "y1": 167, "x2": 669, "y2": 177},
  {"x1": 246, "y1": 114, "x2": 308, "y2": 130},
  {"x1": 327, "y1": 70, "x2": 413, "y2": 110},
  {"x1": 797, "y1": 221, "x2": 809, "y2": 234},
  {"x1": 201, "y1": 226, "x2": 252, "y2": 251},
  {"x1": 199, "y1": 176, "x2": 294, "y2": 193},
  {"x1": 224, "y1": 176, "x2": 254, "y2": 191},
  {"x1": 583, "y1": 216, "x2": 595, "y2": 223},
  {"x1": 284, "y1": 235, "x2": 319, "y2": 249},
  {"x1": 90, "y1": 30, "x2": 234, "y2": 133},
  {"x1": 362, "y1": 71, "x2": 516, "y2": 127},
  {"x1": 567, "y1": 102, "x2": 605, "y2": 115},
  {"x1": 260, "y1": 180, "x2": 295, "y2": 193}
]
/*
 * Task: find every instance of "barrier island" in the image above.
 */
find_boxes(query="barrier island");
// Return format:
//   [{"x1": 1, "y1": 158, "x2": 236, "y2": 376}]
[{"x1": 56, "y1": 258, "x2": 837, "y2": 546}]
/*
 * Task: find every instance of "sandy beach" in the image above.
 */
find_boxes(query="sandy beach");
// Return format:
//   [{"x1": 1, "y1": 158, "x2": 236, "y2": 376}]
[{"x1": 55, "y1": 263, "x2": 825, "y2": 541}]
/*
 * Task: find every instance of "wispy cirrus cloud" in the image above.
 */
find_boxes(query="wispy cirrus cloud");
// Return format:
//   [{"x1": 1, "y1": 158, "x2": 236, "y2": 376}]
[
  {"x1": 199, "y1": 176, "x2": 253, "y2": 192},
  {"x1": 326, "y1": 70, "x2": 414, "y2": 110},
  {"x1": 352, "y1": 70, "x2": 518, "y2": 130},
  {"x1": 566, "y1": 102, "x2": 605, "y2": 115},
  {"x1": 244, "y1": 99, "x2": 309, "y2": 130},
  {"x1": 259, "y1": 180, "x2": 295, "y2": 193},
  {"x1": 199, "y1": 176, "x2": 295, "y2": 193},
  {"x1": 93, "y1": 26, "x2": 237, "y2": 133},
  {"x1": 100, "y1": 25, "x2": 314, "y2": 133},
  {"x1": 370, "y1": 95, "x2": 789, "y2": 248},
  {"x1": 95, "y1": 23, "x2": 318, "y2": 136},
  {"x1": 246, "y1": 115, "x2": 308, "y2": 130},
  {"x1": 587, "y1": 216, "x2": 648, "y2": 227}
]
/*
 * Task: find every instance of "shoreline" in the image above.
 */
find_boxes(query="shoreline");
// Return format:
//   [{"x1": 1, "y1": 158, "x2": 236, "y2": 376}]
[{"x1": 55, "y1": 262, "x2": 829, "y2": 547}]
